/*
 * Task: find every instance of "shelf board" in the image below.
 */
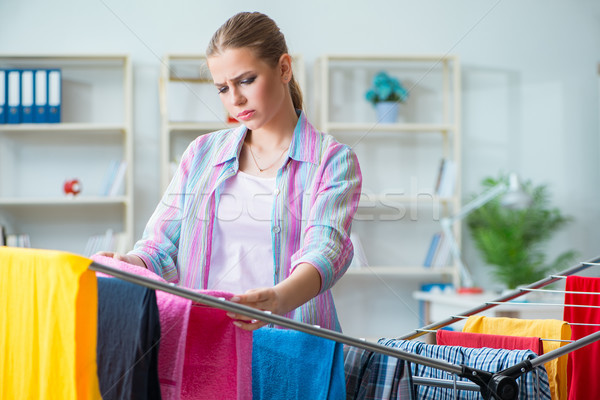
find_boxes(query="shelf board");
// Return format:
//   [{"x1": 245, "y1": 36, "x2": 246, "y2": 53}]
[
  {"x1": 0, "y1": 123, "x2": 127, "y2": 134},
  {"x1": 324, "y1": 122, "x2": 454, "y2": 133},
  {"x1": 0, "y1": 196, "x2": 128, "y2": 206},
  {"x1": 358, "y1": 194, "x2": 456, "y2": 207},
  {"x1": 322, "y1": 54, "x2": 458, "y2": 63},
  {"x1": 344, "y1": 266, "x2": 454, "y2": 277},
  {"x1": 168, "y1": 121, "x2": 240, "y2": 132}
]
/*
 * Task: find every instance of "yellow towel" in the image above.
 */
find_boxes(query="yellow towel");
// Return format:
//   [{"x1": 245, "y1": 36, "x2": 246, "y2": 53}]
[
  {"x1": 464, "y1": 315, "x2": 570, "y2": 400},
  {"x1": 0, "y1": 247, "x2": 101, "y2": 399}
]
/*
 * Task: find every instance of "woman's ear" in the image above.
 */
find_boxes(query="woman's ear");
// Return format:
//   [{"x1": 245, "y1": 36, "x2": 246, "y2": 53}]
[{"x1": 278, "y1": 53, "x2": 293, "y2": 83}]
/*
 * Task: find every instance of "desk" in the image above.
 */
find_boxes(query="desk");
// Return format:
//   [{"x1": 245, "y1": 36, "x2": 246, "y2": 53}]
[{"x1": 413, "y1": 290, "x2": 564, "y2": 330}]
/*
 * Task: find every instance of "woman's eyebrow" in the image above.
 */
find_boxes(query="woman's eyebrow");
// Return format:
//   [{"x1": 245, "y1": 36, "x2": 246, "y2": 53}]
[{"x1": 213, "y1": 71, "x2": 255, "y2": 87}]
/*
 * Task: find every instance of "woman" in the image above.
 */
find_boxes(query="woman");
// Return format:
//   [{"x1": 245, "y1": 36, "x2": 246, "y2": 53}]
[{"x1": 100, "y1": 11, "x2": 362, "y2": 332}]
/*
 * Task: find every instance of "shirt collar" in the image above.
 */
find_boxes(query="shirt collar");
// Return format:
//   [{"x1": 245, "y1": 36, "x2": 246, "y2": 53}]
[{"x1": 213, "y1": 110, "x2": 322, "y2": 167}]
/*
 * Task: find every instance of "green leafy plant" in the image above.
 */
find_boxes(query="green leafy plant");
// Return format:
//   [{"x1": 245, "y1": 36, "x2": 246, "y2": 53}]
[
  {"x1": 466, "y1": 174, "x2": 577, "y2": 289},
  {"x1": 365, "y1": 71, "x2": 409, "y2": 105}
]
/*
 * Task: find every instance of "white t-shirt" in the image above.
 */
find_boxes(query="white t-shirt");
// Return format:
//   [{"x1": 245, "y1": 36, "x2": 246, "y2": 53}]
[{"x1": 207, "y1": 170, "x2": 276, "y2": 294}]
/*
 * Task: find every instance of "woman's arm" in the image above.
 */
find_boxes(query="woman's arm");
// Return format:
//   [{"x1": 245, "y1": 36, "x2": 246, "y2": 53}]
[{"x1": 227, "y1": 262, "x2": 321, "y2": 331}]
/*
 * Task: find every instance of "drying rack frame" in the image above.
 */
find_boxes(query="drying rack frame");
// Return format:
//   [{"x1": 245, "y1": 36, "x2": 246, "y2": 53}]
[{"x1": 91, "y1": 255, "x2": 600, "y2": 400}]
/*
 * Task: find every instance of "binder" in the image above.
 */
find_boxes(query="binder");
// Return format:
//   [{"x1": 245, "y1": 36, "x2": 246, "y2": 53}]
[
  {"x1": 20, "y1": 70, "x2": 34, "y2": 123},
  {"x1": 34, "y1": 69, "x2": 48, "y2": 123},
  {"x1": 0, "y1": 70, "x2": 5, "y2": 124},
  {"x1": 47, "y1": 69, "x2": 61, "y2": 123},
  {"x1": 6, "y1": 69, "x2": 21, "y2": 124}
]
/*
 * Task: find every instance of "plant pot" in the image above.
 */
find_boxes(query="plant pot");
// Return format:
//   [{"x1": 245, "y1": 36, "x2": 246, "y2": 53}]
[{"x1": 375, "y1": 101, "x2": 400, "y2": 123}]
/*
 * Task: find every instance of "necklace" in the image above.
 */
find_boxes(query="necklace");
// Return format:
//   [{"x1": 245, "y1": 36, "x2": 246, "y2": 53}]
[{"x1": 247, "y1": 143, "x2": 288, "y2": 172}]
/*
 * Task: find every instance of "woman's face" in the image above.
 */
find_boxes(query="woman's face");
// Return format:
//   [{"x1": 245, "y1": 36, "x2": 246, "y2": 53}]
[{"x1": 208, "y1": 47, "x2": 290, "y2": 132}]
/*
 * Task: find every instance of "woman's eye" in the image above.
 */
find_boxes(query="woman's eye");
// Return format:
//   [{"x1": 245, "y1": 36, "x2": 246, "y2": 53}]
[
  {"x1": 218, "y1": 86, "x2": 228, "y2": 94},
  {"x1": 240, "y1": 77, "x2": 256, "y2": 85}
]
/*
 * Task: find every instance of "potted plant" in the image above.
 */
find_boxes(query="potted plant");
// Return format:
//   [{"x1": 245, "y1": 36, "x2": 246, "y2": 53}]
[
  {"x1": 466, "y1": 173, "x2": 577, "y2": 290},
  {"x1": 365, "y1": 71, "x2": 409, "y2": 123}
]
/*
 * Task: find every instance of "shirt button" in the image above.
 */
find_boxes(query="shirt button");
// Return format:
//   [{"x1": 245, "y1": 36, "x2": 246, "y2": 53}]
[
  {"x1": 273, "y1": 188, "x2": 280, "y2": 196},
  {"x1": 272, "y1": 226, "x2": 281, "y2": 233}
]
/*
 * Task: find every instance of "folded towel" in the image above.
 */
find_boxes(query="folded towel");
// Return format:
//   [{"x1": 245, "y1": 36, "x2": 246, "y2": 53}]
[
  {"x1": 0, "y1": 247, "x2": 101, "y2": 399},
  {"x1": 436, "y1": 330, "x2": 543, "y2": 355},
  {"x1": 252, "y1": 327, "x2": 345, "y2": 399},
  {"x1": 92, "y1": 255, "x2": 191, "y2": 400},
  {"x1": 181, "y1": 291, "x2": 253, "y2": 400}
]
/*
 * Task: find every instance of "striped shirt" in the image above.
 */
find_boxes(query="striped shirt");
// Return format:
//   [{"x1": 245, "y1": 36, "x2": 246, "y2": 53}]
[
  {"x1": 378, "y1": 338, "x2": 551, "y2": 400},
  {"x1": 130, "y1": 111, "x2": 362, "y2": 331}
]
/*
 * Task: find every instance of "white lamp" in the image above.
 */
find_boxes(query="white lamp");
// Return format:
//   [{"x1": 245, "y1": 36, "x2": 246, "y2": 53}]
[{"x1": 440, "y1": 173, "x2": 531, "y2": 291}]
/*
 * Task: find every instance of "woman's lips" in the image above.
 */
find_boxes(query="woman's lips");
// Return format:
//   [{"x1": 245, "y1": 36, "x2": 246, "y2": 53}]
[{"x1": 236, "y1": 110, "x2": 255, "y2": 121}]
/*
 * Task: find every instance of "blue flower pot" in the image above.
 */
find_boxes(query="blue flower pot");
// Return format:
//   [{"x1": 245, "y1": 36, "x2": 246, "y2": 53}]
[{"x1": 375, "y1": 101, "x2": 399, "y2": 123}]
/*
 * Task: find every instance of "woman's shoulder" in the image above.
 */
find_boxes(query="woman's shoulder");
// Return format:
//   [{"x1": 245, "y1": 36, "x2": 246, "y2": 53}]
[{"x1": 186, "y1": 126, "x2": 243, "y2": 154}]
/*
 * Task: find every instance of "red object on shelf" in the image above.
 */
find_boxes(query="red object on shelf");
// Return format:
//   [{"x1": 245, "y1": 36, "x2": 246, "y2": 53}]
[
  {"x1": 63, "y1": 179, "x2": 82, "y2": 196},
  {"x1": 457, "y1": 286, "x2": 484, "y2": 294}
]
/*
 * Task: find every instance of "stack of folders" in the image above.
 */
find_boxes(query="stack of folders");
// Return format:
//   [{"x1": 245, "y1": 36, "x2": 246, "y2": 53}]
[{"x1": 0, "y1": 68, "x2": 61, "y2": 124}]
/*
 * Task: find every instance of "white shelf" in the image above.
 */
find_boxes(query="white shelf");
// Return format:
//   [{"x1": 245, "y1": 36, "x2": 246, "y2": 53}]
[
  {"x1": 345, "y1": 266, "x2": 455, "y2": 277},
  {"x1": 318, "y1": 54, "x2": 461, "y2": 338},
  {"x1": 0, "y1": 123, "x2": 126, "y2": 134},
  {"x1": 0, "y1": 54, "x2": 134, "y2": 255},
  {"x1": 0, "y1": 196, "x2": 128, "y2": 206},
  {"x1": 324, "y1": 122, "x2": 455, "y2": 133}
]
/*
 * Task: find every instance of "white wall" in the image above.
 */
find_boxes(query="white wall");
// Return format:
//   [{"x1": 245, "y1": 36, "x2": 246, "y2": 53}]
[{"x1": 2, "y1": 0, "x2": 599, "y2": 333}]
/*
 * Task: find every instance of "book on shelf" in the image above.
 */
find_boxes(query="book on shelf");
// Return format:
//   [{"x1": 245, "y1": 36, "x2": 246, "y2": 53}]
[
  {"x1": 423, "y1": 232, "x2": 441, "y2": 267},
  {"x1": 6, "y1": 233, "x2": 31, "y2": 248},
  {"x1": 423, "y1": 231, "x2": 452, "y2": 268},
  {"x1": 83, "y1": 229, "x2": 129, "y2": 257},
  {"x1": 434, "y1": 158, "x2": 456, "y2": 198},
  {"x1": 431, "y1": 233, "x2": 451, "y2": 268},
  {"x1": 0, "y1": 225, "x2": 6, "y2": 246},
  {"x1": 100, "y1": 160, "x2": 127, "y2": 196}
]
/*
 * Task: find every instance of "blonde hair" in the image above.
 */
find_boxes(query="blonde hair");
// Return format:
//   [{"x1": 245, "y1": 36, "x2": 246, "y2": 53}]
[{"x1": 207, "y1": 12, "x2": 303, "y2": 110}]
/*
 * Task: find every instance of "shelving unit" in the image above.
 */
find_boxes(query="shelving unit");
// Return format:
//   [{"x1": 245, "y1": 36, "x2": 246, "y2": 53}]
[
  {"x1": 316, "y1": 54, "x2": 461, "y2": 280},
  {"x1": 0, "y1": 55, "x2": 133, "y2": 254},
  {"x1": 159, "y1": 53, "x2": 305, "y2": 191},
  {"x1": 315, "y1": 54, "x2": 461, "y2": 337}
]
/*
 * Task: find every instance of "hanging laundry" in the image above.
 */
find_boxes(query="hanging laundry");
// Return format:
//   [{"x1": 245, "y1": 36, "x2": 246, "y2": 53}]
[
  {"x1": 463, "y1": 316, "x2": 570, "y2": 400},
  {"x1": 93, "y1": 255, "x2": 192, "y2": 400},
  {"x1": 0, "y1": 247, "x2": 102, "y2": 399},
  {"x1": 344, "y1": 344, "x2": 416, "y2": 400},
  {"x1": 379, "y1": 338, "x2": 551, "y2": 400},
  {"x1": 252, "y1": 327, "x2": 346, "y2": 399},
  {"x1": 563, "y1": 275, "x2": 600, "y2": 400},
  {"x1": 436, "y1": 330, "x2": 543, "y2": 356},
  {"x1": 96, "y1": 277, "x2": 162, "y2": 400}
]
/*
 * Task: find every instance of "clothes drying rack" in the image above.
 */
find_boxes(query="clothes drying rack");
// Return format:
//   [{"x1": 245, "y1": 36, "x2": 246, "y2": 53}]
[{"x1": 90, "y1": 255, "x2": 600, "y2": 400}]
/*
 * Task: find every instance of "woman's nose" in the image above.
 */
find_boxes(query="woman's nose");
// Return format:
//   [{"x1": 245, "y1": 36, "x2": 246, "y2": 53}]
[{"x1": 229, "y1": 87, "x2": 246, "y2": 106}]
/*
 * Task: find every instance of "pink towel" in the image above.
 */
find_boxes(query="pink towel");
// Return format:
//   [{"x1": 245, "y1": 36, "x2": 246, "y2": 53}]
[
  {"x1": 92, "y1": 255, "x2": 191, "y2": 400},
  {"x1": 92, "y1": 255, "x2": 253, "y2": 400},
  {"x1": 181, "y1": 290, "x2": 253, "y2": 400},
  {"x1": 436, "y1": 329, "x2": 543, "y2": 355}
]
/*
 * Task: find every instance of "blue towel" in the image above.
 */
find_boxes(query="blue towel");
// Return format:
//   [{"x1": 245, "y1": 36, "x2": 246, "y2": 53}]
[{"x1": 252, "y1": 328, "x2": 345, "y2": 399}]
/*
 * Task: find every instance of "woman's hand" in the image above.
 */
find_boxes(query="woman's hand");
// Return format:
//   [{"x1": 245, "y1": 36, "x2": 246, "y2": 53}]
[
  {"x1": 227, "y1": 263, "x2": 321, "y2": 331},
  {"x1": 94, "y1": 251, "x2": 147, "y2": 269},
  {"x1": 227, "y1": 287, "x2": 284, "y2": 331}
]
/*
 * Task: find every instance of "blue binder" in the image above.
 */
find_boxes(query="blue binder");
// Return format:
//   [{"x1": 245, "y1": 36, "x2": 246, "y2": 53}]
[
  {"x1": 47, "y1": 69, "x2": 61, "y2": 123},
  {"x1": 34, "y1": 69, "x2": 48, "y2": 123},
  {"x1": 0, "y1": 70, "x2": 5, "y2": 124},
  {"x1": 6, "y1": 69, "x2": 21, "y2": 124},
  {"x1": 20, "y1": 69, "x2": 34, "y2": 123}
]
